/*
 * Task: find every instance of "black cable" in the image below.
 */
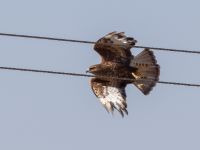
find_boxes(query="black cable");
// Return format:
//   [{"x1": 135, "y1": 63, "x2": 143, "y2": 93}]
[
  {"x1": 0, "y1": 32, "x2": 200, "y2": 54},
  {"x1": 0, "y1": 66, "x2": 199, "y2": 87},
  {"x1": 0, "y1": 32, "x2": 95, "y2": 44}
]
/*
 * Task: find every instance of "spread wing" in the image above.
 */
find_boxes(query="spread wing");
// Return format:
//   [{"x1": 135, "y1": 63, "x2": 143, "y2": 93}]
[
  {"x1": 90, "y1": 78, "x2": 128, "y2": 117},
  {"x1": 94, "y1": 32, "x2": 137, "y2": 64}
]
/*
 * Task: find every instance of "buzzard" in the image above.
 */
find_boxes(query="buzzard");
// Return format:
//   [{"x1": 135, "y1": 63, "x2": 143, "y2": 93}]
[{"x1": 88, "y1": 32, "x2": 160, "y2": 117}]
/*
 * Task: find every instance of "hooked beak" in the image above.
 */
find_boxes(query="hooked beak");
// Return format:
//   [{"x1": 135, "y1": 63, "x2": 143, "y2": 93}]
[{"x1": 86, "y1": 70, "x2": 90, "y2": 73}]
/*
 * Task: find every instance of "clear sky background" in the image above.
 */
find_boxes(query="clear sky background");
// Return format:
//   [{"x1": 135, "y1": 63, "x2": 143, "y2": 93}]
[{"x1": 0, "y1": 0, "x2": 200, "y2": 150}]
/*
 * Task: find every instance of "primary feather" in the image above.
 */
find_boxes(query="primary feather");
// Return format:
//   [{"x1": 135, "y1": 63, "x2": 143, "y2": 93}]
[{"x1": 90, "y1": 78, "x2": 128, "y2": 117}]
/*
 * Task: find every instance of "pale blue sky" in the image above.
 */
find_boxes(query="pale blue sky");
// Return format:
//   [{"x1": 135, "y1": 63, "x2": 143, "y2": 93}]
[{"x1": 0, "y1": 0, "x2": 200, "y2": 150}]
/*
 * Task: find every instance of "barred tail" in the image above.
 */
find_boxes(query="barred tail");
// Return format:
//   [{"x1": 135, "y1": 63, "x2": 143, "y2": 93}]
[{"x1": 130, "y1": 49, "x2": 160, "y2": 95}]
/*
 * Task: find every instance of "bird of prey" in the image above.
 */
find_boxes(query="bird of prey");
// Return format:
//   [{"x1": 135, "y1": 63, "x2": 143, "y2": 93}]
[{"x1": 88, "y1": 32, "x2": 160, "y2": 117}]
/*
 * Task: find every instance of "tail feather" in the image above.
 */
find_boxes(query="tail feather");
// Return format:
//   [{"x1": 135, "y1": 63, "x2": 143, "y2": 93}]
[{"x1": 130, "y1": 49, "x2": 160, "y2": 95}]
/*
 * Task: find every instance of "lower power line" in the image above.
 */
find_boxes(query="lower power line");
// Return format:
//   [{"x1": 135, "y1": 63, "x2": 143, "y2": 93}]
[{"x1": 0, "y1": 66, "x2": 199, "y2": 87}]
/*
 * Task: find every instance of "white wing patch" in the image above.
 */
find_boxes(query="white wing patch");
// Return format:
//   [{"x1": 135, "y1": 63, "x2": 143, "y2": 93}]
[
  {"x1": 104, "y1": 32, "x2": 137, "y2": 48},
  {"x1": 90, "y1": 78, "x2": 128, "y2": 117}
]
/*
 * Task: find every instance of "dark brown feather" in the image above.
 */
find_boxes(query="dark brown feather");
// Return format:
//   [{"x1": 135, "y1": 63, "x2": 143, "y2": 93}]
[{"x1": 94, "y1": 32, "x2": 137, "y2": 64}]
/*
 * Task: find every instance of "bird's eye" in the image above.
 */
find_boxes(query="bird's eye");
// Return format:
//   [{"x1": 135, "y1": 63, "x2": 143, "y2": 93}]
[{"x1": 89, "y1": 66, "x2": 95, "y2": 70}]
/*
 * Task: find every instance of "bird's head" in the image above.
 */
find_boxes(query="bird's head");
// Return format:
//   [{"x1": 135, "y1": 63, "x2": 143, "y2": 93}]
[{"x1": 86, "y1": 64, "x2": 102, "y2": 75}]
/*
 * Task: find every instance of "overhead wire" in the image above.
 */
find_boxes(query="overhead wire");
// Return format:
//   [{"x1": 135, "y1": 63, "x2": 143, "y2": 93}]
[
  {"x1": 0, "y1": 32, "x2": 199, "y2": 88},
  {"x1": 0, "y1": 32, "x2": 200, "y2": 54},
  {"x1": 0, "y1": 66, "x2": 199, "y2": 87}
]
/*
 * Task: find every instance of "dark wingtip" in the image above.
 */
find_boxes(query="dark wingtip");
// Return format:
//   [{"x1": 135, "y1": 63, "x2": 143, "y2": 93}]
[
  {"x1": 96, "y1": 32, "x2": 137, "y2": 48},
  {"x1": 124, "y1": 109, "x2": 128, "y2": 115}
]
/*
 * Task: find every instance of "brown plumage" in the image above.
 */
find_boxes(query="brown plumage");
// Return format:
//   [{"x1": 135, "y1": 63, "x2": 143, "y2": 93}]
[{"x1": 88, "y1": 32, "x2": 160, "y2": 116}]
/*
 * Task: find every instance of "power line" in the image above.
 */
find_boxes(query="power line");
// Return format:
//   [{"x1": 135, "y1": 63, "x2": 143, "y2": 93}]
[
  {"x1": 0, "y1": 32, "x2": 200, "y2": 54},
  {"x1": 133, "y1": 46, "x2": 200, "y2": 54},
  {"x1": 0, "y1": 32, "x2": 95, "y2": 44},
  {"x1": 0, "y1": 66, "x2": 199, "y2": 87}
]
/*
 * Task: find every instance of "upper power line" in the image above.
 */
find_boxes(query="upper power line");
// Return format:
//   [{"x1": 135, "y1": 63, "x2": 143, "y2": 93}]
[
  {"x1": 0, "y1": 32, "x2": 200, "y2": 54},
  {"x1": 0, "y1": 66, "x2": 199, "y2": 87}
]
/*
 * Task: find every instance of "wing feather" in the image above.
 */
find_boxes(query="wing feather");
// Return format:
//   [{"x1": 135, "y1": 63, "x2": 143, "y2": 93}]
[
  {"x1": 94, "y1": 32, "x2": 137, "y2": 64},
  {"x1": 90, "y1": 78, "x2": 128, "y2": 117}
]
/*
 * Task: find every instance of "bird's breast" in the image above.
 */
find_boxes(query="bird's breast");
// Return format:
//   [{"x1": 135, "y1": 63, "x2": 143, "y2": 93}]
[{"x1": 94, "y1": 63, "x2": 132, "y2": 79}]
